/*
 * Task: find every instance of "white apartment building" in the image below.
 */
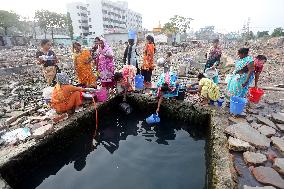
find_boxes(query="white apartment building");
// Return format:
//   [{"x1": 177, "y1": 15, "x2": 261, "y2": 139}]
[
  {"x1": 66, "y1": 2, "x2": 90, "y2": 37},
  {"x1": 67, "y1": 0, "x2": 142, "y2": 38}
]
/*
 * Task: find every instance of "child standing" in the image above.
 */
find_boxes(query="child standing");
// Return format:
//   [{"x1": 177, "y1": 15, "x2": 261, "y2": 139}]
[
  {"x1": 254, "y1": 55, "x2": 267, "y2": 88},
  {"x1": 164, "y1": 52, "x2": 172, "y2": 73}
]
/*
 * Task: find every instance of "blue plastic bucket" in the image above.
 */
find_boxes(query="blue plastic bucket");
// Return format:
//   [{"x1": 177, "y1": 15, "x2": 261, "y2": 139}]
[
  {"x1": 217, "y1": 99, "x2": 224, "y2": 107},
  {"x1": 230, "y1": 96, "x2": 247, "y2": 115},
  {"x1": 146, "y1": 114, "x2": 160, "y2": 124},
  {"x1": 135, "y1": 74, "x2": 144, "y2": 89},
  {"x1": 128, "y1": 30, "x2": 136, "y2": 39},
  {"x1": 210, "y1": 100, "x2": 215, "y2": 106}
]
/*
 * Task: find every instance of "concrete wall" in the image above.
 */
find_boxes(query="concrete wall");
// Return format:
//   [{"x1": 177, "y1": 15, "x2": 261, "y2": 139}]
[{"x1": 104, "y1": 33, "x2": 128, "y2": 44}]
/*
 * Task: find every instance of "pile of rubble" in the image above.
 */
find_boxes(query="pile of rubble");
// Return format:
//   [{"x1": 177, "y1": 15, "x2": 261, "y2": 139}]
[{"x1": 0, "y1": 47, "x2": 37, "y2": 68}]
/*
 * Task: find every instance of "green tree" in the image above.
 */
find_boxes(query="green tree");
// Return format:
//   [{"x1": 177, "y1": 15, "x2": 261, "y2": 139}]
[
  {"x1": 257, "y1": 31, "x2": 269, "y2": 38},
  {"x1": 271, "y1": 27, "x2": 284, "y2": 37},
  {"x1": 0, "y1": 10, "x2": 20, "y2": 35},
  {"x1": 35, "y1": 10, "x2": 66, "y2": 39},
  {"x1": 162, "y1": 15, "x2": 193, "y2": 35},
  {"x1": 66, "y1": 12, "x2": 74, "y2": 40}
]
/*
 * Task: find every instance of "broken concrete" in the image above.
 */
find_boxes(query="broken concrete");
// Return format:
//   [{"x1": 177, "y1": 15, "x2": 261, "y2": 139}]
[
  {"x1": 273, "y1": 158, "x2": 284, "y2": 176},
  {"x1": 252, "y1": 166, "x2": 284, "y2": 189},
  {"x1": 272, "y1": 113, "x2": 284, "y2": 124},
  {"x1": 271, "y1": 137, "x2": 284, "y2": 155},
  {"x1": 228, "y1": 137, "x2": 255, "y2": 152},
  {"x1": 256, "y1": 115, "x2": 277, "y2": 130},
  {"x1": 243, "y1": 186, "x2": 276, "y2": 189},
  {"x1": 225, "y1": 123, "x2": 271, "y2": 149},
  {"x1": 257, "y1": 125, "x2": 276, "y2": 137},
  {"x1": 243, "y1": 151, "x2": 267, "y2": 165},
  {"x1": 276, "y1": 124, "x2": 284, "y2": 132}
]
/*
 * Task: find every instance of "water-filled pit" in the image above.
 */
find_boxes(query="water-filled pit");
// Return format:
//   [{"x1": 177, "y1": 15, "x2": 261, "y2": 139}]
[{"x1": 0, "y1": 96, "x2": 214, "y2": 189}]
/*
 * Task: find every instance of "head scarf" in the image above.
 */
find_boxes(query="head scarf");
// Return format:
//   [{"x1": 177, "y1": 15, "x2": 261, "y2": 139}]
[
  {"x1": 98, "y1": 37, "x2": 113, "y2": 56},
  {"x1": 56, "y1": 72, "x2": 70, "y2": 85}
]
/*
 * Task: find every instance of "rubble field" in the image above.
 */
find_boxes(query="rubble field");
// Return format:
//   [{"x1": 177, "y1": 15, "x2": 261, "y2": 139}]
[{"x1": 0, "y1": 37, "x2": 284, "y2": 188}]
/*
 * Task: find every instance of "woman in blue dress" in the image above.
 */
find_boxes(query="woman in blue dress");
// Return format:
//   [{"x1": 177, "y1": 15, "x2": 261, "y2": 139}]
[{"x1": 227, "y1": 48, "x2": 254, "y2": 98}]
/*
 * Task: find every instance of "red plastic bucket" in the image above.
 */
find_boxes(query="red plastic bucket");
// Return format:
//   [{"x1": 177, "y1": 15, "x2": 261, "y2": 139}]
[{"x1": 248, "y1": 88, "x2": 264, "y2": 103}]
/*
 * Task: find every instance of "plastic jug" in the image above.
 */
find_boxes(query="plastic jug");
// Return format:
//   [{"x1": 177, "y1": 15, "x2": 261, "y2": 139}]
[
  {"x1": 248, "y1": 88, "x2": 264, "y2": 103},
  {"x1": 146, "y1": 114, "x2": 160, "y2": 124},
  {"x1": 230, "y1": 96, "x2": 247, "y2": 115},
  {"x1": 135, "y1": 74, "x2": 144, "y2": 89},
  {"x1": 217, "y1": 98, "x2": 224, "y2": 107},
  {"x1": 128, "y1": 30, "x2": 136, "y2": 39},
  {"x1": 96, "y1": 88, "x2": 108, "y2": 102}
]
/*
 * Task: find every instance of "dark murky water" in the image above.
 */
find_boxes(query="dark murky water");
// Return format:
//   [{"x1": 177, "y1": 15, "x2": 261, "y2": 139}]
[{"x1": 24, "y1": 111, "x2": 206, "y2": 189}]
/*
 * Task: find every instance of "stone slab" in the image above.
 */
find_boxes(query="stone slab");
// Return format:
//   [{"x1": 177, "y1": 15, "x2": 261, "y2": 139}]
[
  {"x1": 228, "y1": 137, "x2": 255, "y2": 152},
  {"x1": 276, "y1": 124, "x2": 284, "y2": 132},
  {"x1": 273, "y1": 158, "x2": 284, "y2": 176},
  {"x1": 244, "y1": 186, "x2": 276, "y2": 189},
  {"x1": 258, "y1": 125, "x2": 276, "y2": 138},
  {"x1": 271, "y1": 137, "x2": 284, "y2": 155},
  {"x1": 252, "y1": 166, "x2": 284, "y2": 189},
  {"x1": 225, "y1": 123, "x2": 271, "y2": 149},
  {"x1": 256, "y1": 115, "x2": 277, "y2": 130},
  {"x1": 272, "y1": 113, "x2": 284, "y2": 124},
  {"x1": 243, "y1": 151, "x2": 267, "y2": 165}
]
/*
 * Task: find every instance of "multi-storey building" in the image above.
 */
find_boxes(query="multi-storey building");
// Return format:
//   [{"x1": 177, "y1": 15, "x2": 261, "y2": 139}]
[
  {"x1": 67, "y1": 0, "x2": 142, "y2": 38},
  {"x1": 66, "y1": 2, "x2": 90, "y2": 37}
]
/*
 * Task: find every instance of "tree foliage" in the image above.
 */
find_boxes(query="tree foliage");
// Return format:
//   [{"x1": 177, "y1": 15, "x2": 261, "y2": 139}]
[
  {"x1": 0, "y1": 10, "x2": 20, "y2": 35},
  {"x1": 35, "y1": 10, "x2": 66, "y2": 39},
  {"x1": 162, "y1": 15, "x2": 193, "y2": 34},
  {"x1": 271, "y1": 27, "x2": 284, "y2": 37},
  {"x1": 66, "y1": 12, "x2": 74, "y2": 40},
  {"x1": 257, "y1": 31, "x2": 269, "y2": 38}
]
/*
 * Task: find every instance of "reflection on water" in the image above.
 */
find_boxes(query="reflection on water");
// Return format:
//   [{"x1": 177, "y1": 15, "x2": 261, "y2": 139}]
[{"x1": 21, "y1": 111, "x2": 206, "y2": 189}]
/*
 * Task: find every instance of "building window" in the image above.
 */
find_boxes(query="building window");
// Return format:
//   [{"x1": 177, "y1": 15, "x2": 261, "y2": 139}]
[
  {"x1": 76, "y1": 6, "x2": 79, "y2": 9},
  {"x1": 77, "y1": 13, "x2": 80, "y2": 16},
  {"x1": 93, "y1": 32, "x2": 96, "y2": 34},
  {"x1": 88, "y1": 11, "x2": 90, "y2": 15},
  {"x1": 78, "y1": 20, "x2": 81, "y2": 23},
  {"x1": 89, "y1": 25, "x2": 92, "y2": 28},
  {"x1": 79, "y1": 26, "x2": 82, "y2": 29},
  {"x1": 89, "y1": 18, "x2": 91, "y2": 22}
]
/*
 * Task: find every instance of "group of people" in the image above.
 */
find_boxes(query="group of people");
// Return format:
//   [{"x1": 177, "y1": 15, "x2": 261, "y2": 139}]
[{"x1": 35, "y1": 36, "x2": 267, "y2": 115}]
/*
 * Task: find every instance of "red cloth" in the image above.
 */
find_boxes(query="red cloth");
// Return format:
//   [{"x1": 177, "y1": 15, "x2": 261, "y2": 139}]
[{"x1": 254, "y1": 58, "x2": 264, "y2": 73}]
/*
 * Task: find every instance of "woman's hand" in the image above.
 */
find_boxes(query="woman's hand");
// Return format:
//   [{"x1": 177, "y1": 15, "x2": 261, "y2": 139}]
[{"x1": 156, "y1": 108, "x2": 159, "y2": 114}]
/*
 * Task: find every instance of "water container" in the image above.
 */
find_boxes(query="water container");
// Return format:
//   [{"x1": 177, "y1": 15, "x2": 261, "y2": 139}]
[
  {"x1": 119, "y1": 102, "x2": 132, "y2": 115},
  {"x1": 210, "y1": 100, "x2": 215, "y2": 106},
  {"x1": 230, "y1": 96, "x2": 247, "y2": 115},
  {"x1": 128, "y1": 30, "x2": 136, "y2": 39},
  {"x1": 96, "y1": 88, "x2": 108, "y2": 102},
  {"x1": 217, "y1": 99, "x2": 224, "y2": 107},
  {"x1": 135, "y1": 74, "x2": 144, "y2": 89},
  {"x1": 248, "y1": 88, "x2": 264, "y2": 103},
  {"x1": 146, "y1": 113, "x2": 160, "y2": 124}
]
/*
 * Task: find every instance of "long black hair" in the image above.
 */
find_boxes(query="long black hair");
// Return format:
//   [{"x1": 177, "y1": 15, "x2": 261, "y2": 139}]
[
  {"x1": 146, "y1": 35, "x2": 156, "y2": 53},
  {"x1": 40, "y1": 39, "x2": 50, "y2": 47},
  {"x1": 238, "y1": 48, "x2": 250, "y2": 56}
]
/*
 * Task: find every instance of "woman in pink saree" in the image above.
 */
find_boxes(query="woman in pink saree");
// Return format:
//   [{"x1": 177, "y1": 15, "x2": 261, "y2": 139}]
[{"x1": 97, "y1": 38, "x2": 115, "y2": 88}]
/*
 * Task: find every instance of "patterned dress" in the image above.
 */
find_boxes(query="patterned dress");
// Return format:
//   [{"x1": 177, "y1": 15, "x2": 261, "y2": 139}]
[
  {"x1": 97, "y1": 40, "x2": 115, "y2": 87},
  {"x1": 227, "y1": 56, "x2": 254, "y2": 97},
  {"x1": 73, "y1": 50, "x2": 96, "y2": 86},
  {"x1": 199, "y1": 78, "x2": 220, "y2": 101}
]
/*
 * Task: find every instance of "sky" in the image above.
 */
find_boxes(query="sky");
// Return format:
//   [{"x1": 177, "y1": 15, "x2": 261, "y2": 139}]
[{"x1": 1, "y1": 0, "x2": 284, "y2": 33}]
